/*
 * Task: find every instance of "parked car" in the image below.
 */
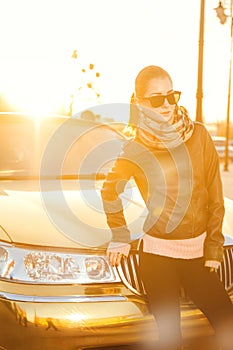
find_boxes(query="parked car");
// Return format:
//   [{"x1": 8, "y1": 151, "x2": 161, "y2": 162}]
[
  {"x1": 0, "y1": 113, "x2": 233, "y2": 350},
  {"x1": 212, "y1": 136, "x2": 233, "y2": 161},
  {"x1": 215, "y1": 145, "x2": 233, "y2": 161}
]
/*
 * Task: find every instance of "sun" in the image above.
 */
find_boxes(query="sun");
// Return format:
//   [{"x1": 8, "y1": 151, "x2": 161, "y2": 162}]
[
  {"x1": 1, "y1": 58, "x2": 75, "y2": 116},
  {"x1": 1, "y1": 54, "x2": 102, "y2": 118}
]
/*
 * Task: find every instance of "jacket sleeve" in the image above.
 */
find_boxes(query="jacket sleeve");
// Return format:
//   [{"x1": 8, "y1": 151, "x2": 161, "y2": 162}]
[
  {"x1": 101, "y1": 155, "x2": 135, "y2": 243},
  {"x1": 203, "y1": 129, "x2": 225, "y2": 262}
]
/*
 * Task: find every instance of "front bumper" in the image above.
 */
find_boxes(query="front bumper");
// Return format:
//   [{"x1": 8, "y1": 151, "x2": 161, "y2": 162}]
[
  {"x1": 0, "y1": 279, "x2": 228, "y2": 350},
  {"x1": 0, "y1": 281, "x2": 156, "y2": 350}
]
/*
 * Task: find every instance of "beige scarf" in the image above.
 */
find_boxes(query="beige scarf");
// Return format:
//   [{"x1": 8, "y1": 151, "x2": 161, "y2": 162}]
[{"x1": 136, "y1": 105, "x2": 194, "y2": 149}]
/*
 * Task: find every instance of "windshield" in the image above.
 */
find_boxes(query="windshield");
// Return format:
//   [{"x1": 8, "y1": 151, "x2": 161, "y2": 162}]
[{"x1": 0, "y1": 114, "x2": 126, "y2": 179}]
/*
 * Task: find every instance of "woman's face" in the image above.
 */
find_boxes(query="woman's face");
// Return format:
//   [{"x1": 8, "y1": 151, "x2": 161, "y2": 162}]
[{"x1": 138, "y1": 76, "x2": 176, "y2": 124}]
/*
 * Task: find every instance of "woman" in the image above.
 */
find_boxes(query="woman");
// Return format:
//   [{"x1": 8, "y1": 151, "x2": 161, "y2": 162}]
[{"x1": 101, "y1": 65, "x2": 233, "y2": 350}]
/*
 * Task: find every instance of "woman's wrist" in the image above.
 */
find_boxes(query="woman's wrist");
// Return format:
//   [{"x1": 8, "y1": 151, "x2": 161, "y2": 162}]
[{"x1": 107, "y1": 242, "x2": 131, "y2": 257}]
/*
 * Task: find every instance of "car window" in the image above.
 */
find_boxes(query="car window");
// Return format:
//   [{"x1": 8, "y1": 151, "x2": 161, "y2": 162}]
[{"x1": 0, "y1": 115, "x2": 127, "y2": 178}]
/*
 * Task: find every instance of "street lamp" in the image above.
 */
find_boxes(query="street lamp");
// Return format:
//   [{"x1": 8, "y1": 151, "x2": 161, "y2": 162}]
[
  {"x1": 215, "y1": 1, "x2": 227, "y2": 23},
  {"x1": 214, "y1": 1, "x2": 233, "y2": 171},
  {"x1": 196, "y1": 0, "x2": 205, "y2": 123}
]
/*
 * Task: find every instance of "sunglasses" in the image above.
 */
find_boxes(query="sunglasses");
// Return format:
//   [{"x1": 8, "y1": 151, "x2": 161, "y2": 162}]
[{"x1": 138, "y1": 91, "x2": 181, "y2": 108}]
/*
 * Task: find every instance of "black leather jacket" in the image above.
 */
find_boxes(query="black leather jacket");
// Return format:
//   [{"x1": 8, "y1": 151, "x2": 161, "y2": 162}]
[{"x1": 101, "y1": 122, "x2": 225, "y2": 262}]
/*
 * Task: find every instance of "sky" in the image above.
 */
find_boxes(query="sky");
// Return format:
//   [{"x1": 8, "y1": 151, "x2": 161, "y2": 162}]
[{"x1": 0, "y1": 0, "x2": 232, "y2": 123}]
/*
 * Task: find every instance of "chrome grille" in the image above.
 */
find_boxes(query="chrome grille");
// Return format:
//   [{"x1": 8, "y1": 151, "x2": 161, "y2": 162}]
[
  {"x1": 117, "y1": 250, "x2": 146, "y2": 297},
  {"x1": 118, "y1": 245, "x2": 233, "y2": 297},
  {"x1": 218, "y1": 245, "x2": 233, "y2": 292}
]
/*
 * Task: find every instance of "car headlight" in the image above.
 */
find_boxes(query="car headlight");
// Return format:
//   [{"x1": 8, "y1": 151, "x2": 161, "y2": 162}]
[{"x1": 0, "y1": 243, "x2": 120, "y2": 284}]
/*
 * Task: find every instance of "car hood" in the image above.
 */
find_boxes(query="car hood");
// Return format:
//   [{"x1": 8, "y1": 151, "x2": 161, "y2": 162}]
[
  {"x1": 0, "y1": 179, "x2": 145, "y2": 249},
  {"x1": 2, "y1": 179, "x2": 231, "y2": 249}
]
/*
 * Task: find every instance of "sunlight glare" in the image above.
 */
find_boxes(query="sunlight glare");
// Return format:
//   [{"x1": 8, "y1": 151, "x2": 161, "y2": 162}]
[
  {"x1": 2, "y1": 58, "x2": 74, "y2": 117},
  {"x1": 0, "y1": 0, "x2": 232, "y2": 122}
]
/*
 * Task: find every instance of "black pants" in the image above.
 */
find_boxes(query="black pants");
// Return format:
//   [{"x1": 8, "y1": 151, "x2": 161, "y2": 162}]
[{"x1": 139, "y1": 252, "x2": 233, "y2": 350}]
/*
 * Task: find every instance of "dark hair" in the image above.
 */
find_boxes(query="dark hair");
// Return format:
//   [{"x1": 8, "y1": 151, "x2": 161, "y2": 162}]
[
  {"x1": 127, "y1": 66, "x2": 173, "y2": 131},
  {"x1": 135, "y1": 65, "x2": 172, "y2": 97}
]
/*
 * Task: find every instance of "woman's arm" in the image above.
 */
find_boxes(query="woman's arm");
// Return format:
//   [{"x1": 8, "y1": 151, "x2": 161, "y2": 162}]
[
  {"x1": 101, "y1": 155, "x2": 137, "y2": 266},
  {"x1": 203, "y1": 129, "x2": 225, "y2": 262},
  {"x1": 101, "y1": 156, "x2": 135, "y2": 243}
]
